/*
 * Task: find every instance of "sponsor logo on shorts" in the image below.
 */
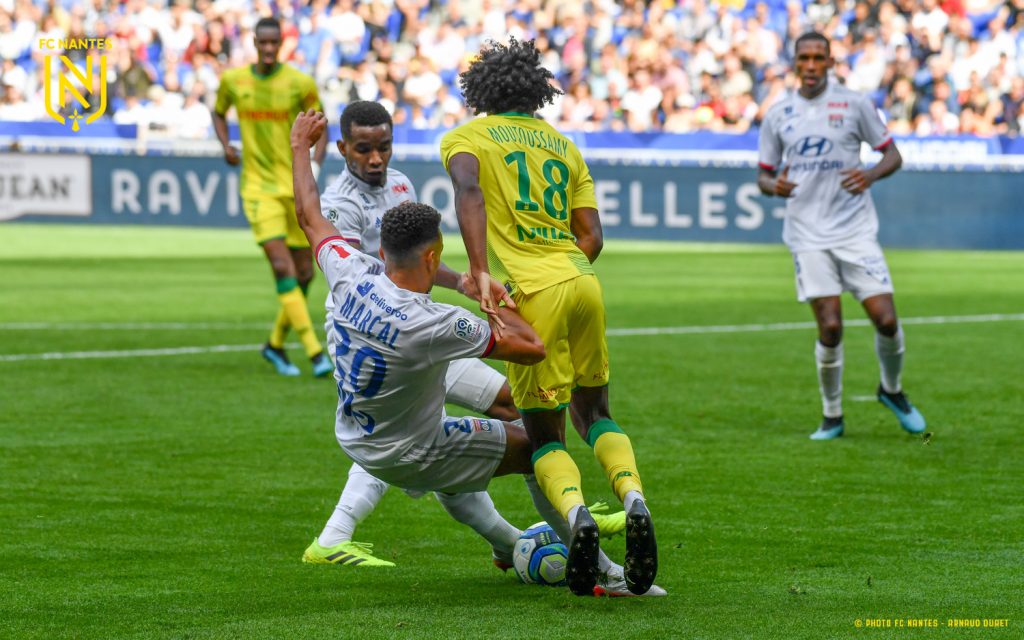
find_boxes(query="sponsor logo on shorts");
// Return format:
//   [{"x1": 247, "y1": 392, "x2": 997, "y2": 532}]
[
  {"x1": 442, "y1": 418, "x2": 492, "y2": 436},
  {"x1": 453, "y1": 316, "x2": 483, "y2": 343}
]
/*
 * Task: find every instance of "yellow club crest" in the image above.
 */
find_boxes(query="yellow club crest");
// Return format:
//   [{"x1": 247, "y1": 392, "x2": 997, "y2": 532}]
[{"x1": 40, "y1": 38, "x2": 113, "y2": 132}]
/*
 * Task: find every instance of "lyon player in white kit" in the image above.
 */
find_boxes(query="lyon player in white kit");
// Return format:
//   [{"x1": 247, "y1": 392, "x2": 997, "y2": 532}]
[
  {"x1": 289, "y1": 110, "x2": 654, "y2": 596},
  {"x1": 758, "y1": 32, "x2": 926, "y2": 440}
]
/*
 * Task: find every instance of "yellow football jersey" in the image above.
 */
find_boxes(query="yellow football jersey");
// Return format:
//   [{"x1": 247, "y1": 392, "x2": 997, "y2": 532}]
[
  {"x1": 440, "y1": 114, "x2": 598, "y2": 295},
  {"x1": 215, "y1": 64, "x2": 321, "y2": 200}
]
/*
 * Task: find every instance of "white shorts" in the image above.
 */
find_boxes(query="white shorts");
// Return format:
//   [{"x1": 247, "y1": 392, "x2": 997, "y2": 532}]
[
  {"x1": 444, "y1": 358, "x2": 506, "y2": 413},
  {"x1": 792, "y1": 240, "x2": 895, "y2": 303},
  {"x1": 359, "y1": 417, "x2": 507, "y2": 495}
]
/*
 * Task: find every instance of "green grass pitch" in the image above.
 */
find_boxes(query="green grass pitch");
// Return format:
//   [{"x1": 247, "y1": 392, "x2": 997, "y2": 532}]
[{"x1": 2, "y1": 224, "x2": 1021, "y2": 639}]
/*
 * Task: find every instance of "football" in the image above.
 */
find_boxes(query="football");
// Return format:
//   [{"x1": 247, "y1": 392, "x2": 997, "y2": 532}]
[{"x1": 513, "y1": 522, "x2": 569, "y2": 586}]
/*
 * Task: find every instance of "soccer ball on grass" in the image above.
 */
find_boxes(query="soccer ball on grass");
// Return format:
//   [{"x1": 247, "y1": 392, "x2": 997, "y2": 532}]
[{"x1": 513, "y1": 522, "x2": 568, "y2": 586}]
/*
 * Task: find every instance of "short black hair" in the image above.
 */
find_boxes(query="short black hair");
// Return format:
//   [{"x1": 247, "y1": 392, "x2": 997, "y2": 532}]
[
  {"x1": 381, "y1": 202, "x2": 441, "y2": 263},
  {"x1": 254, "y1": 17, "x2": 281, "y2": 34},
  {"x1": 459, "y1": 37, "x2": 562, "y2": 116},
  {"x1": 794, "y1": 31, "x2": 831, "y2": 56},
  {"x1": 340, "y1": 101, "x2": 393, "y2": 140}
]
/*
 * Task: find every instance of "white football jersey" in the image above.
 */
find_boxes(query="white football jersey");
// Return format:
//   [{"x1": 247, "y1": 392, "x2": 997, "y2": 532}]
[
  {"x1": 320, "y1": 166, "x2": 417, "y2": 255},
  {"x1": 758, "y1": 82, "x2": 893, "y2": 251},
  {"x1": 316, "y1": 237, "x2": 496, "y2": 468}
]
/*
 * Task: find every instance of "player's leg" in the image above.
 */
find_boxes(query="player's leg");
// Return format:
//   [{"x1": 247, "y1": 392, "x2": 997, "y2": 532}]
[
  {"x1": 244, "y1": 197, "x2": 301, "y2": 375},
  {"x1": 566, "y1": 274, "x2": 656, "y2": 595},
  {"x1": 809, "y1": 295, "x2": 845, "y2": 439},
  {"x1": 796, "y1": 250, "x2": 846, "y2": 439},
  {"x1": 497, "y1": 421, "x2": 628, "y2": 593},
  {"x1": 279, "y1": 200, "x2": 331, "y2": 376},
  {"x1": 443, "y1": 358, "x2": 518, "y2": 421},
  {"x1": 303, "y1": 463, "x2": 395, "y2": 567},
  {"x1": 838, "y1": 243, "x2": 925, "y2": 433},
  {"x1": 508, "y1": 284, "x2": 599, "y2": 596},
  {"x1": 288, "y1": 241, "x2": 332, "y2": 377},
  {"x1": 861, "y1": 294, "x2": 925, "y2": 432}
]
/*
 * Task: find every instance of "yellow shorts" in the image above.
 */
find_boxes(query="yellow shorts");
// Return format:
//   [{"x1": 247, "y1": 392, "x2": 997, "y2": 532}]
[
  {"x1": 507, "y1": 274, "x2": 610, "y2": 411},
  {"x1": 243, "y1": 196, "x2": 309, "y2": 248}
]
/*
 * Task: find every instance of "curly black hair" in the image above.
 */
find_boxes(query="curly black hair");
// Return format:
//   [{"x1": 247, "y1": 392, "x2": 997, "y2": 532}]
[
  {"x1": 459, "y1": 37, "x2": 563, "y2": 116},
  {"x1": 381, "y1": 201, "x2": 442, "y2": 263},
  {"x1": 340, "y1": 100, "x2": 393, "y2": 140}
]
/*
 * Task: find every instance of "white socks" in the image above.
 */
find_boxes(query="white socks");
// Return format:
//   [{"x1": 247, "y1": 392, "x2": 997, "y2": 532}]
[
  {"x1": 815, "y1": 340, "x2": 844, "y2": 418},
  {"x1": 624, "y1": 490, "x2": 644, "y2": 513},
  {"x1": 524, "y1": 474, "x2": 614, "y2": 573},
  {"x1": 875, "y1": 326, "x2": 905, "y2": 394},
  {"x1": 318, "y1": 463, "x2": 389, "y2": 547},
  {"x1": 435, "y1": 491, "x2": 521, "y2": 556}
]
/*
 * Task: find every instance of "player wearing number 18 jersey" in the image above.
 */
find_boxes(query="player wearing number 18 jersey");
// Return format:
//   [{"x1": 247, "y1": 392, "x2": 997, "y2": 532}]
[{"x1": 441, "y1": 38, "x2": 660, "y2": 597}]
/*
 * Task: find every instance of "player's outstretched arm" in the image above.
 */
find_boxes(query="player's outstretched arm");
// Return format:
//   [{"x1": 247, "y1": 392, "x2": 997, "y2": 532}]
[
  {"x1": 484, "y1": 306, "x2": 546, "y2": 365},
  {"x1": 290, "y1": 110, "x2": 337, "y2": 250},
  {"x1": 570, "y1": 207, "x2": 603, "y2": 263}
]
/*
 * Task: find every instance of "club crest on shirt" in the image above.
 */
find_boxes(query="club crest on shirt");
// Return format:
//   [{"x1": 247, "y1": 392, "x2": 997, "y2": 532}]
[
  {"x1": 829, "y1": 114, "x2": 844, "y2": 128},
  {"x1": 453, "y1": 316, "x2": 483, "y2": 343}
]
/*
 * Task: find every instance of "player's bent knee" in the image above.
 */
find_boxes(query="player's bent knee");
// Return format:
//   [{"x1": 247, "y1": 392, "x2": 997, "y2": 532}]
[{"x1": 493, "y1": 422, "x2": 533, "y2": 476}]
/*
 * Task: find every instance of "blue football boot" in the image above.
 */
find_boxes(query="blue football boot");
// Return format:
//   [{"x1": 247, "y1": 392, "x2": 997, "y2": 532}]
[{"x1": 877, "y1": 385, "x2": 926, "y2": 434}]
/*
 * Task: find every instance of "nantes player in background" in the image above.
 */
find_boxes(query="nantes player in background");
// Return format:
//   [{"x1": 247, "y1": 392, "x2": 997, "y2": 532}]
[
  {"x1": 212, "y1": 16, "x2": 332, "y2": 377},
  {"x1": 441, "y1": 38, "x2": 660, "y2": 597}
]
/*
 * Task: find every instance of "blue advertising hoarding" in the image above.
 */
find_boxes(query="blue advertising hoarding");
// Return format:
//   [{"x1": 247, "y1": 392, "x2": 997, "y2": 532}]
[{"x1": 2, "y1": 152, "x2": 1022, "y2": 250}]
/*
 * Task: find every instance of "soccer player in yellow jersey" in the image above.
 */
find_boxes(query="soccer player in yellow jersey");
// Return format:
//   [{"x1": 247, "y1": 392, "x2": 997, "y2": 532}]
[
  {"x1": 440, "y1": 38, "x2": 659, "y2": 597},
  {"x1": 212, "y1": 17, "x2": 332, "y2": 377}
]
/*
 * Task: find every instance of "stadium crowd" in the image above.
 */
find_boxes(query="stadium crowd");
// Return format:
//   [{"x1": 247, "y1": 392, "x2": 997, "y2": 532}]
[{"x1": 1, "y1": 0, "x2": 1022, "y2": 137}]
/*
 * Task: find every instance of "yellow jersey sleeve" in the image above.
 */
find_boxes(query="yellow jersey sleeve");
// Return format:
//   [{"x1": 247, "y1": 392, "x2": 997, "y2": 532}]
[
  {"x1": 440, "y1": 127, "x2": 479, "y2": 169},
  {"x1": 214, "y1": 70, "x2": 234, "y2": 115}
]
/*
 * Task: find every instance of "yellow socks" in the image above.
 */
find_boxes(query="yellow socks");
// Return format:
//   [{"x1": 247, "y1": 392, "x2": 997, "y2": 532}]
[
  {"x1": 269, "y1": 307, "x2": 289, "y2": 349},
  {"x1": 270, "y1": 280, "x2": 310, "y2": 349},
  {"x1": 275, "y1": 277, "x2": 321, "y2": 358},
  {"x1": 531, "y1": 443, "x2": 586, "y2": 520},
  {"x1": 587, "y1": 419, "x2": 644, "y2": 503}
]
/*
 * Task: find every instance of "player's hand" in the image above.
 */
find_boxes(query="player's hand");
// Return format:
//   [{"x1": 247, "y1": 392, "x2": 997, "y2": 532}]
[
  {"x1": 775, "y1": 165, "x2": 797, "y2": 197},
  {"x1": 223, "y1": 145, "x2": 240, "y2": 166},
  {"x1": 459, "y1": 272, "x2": 516, "y2": 311},
  {"x1": 840, "y1": 168, "x2": 873, "y2": 195},
  {"x1": 473, "y1": 270, "x2": 507, "y2": 337},
  {"x1": 291, "y1": 109, "x2": 326, "y2": 149}
]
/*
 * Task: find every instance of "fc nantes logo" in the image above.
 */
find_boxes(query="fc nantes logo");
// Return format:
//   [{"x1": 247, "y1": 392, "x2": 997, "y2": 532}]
[{"x1": 39, "y1": 38, "x2": 113, "y2": 132}]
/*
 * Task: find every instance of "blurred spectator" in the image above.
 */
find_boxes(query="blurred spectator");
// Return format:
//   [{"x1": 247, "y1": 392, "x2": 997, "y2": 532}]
[{"x1": 0, "y1": 0, "x2": 1020, "y2": 139}]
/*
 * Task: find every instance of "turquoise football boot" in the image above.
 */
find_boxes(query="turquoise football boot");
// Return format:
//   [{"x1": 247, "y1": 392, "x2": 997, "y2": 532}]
[
  {"x1": 809, "y1": 415, "x2": 844, "y2": 440},
  {"x1": 877, "y1": 385, "x2": 926, "y2": 434},
  {"x1": 261, "y1": 343, "x2": 300, "y2": 376}
]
